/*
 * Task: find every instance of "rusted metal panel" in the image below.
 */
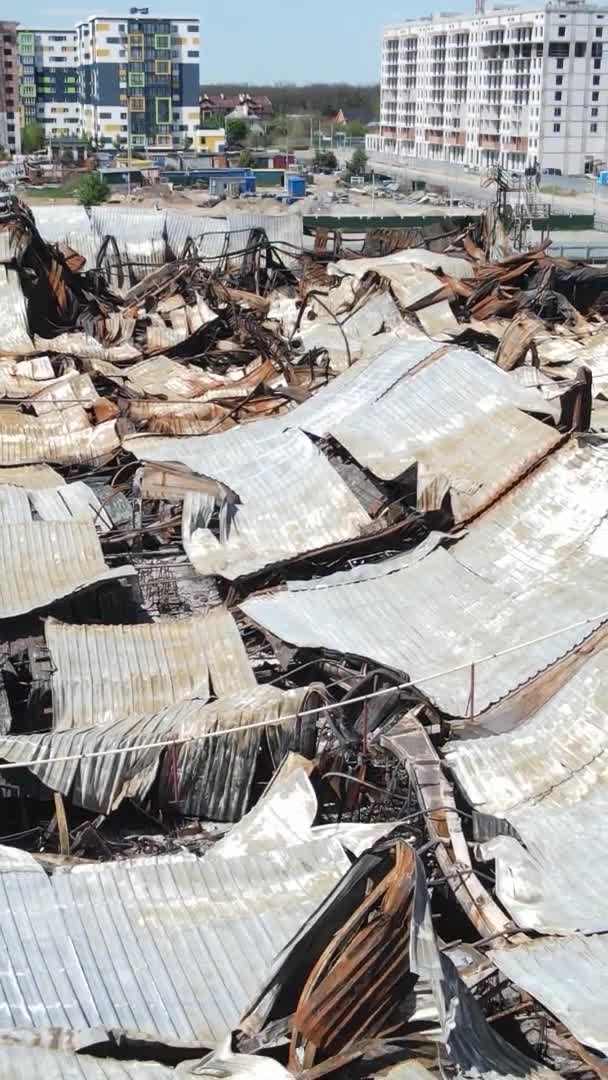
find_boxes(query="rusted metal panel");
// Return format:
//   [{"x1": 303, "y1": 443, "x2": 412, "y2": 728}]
[
  {"x1": 0, "y1": 522, "x2": 133, "y2": 619},
  {"x1": 243, "y1": 538, "x2": 608, "y2": 719},
  {"x1": 327, "y1": 346, "x2": 560, "y2": 520}
]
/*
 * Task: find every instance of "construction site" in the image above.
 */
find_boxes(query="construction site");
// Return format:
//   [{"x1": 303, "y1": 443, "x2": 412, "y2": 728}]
[{"x1": 0, "y1": 188, "x2": 605, "y2": 1078}]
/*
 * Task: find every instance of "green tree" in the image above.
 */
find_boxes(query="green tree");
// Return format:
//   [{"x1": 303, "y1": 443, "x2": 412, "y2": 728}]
[
  {"x1": 200, "y1": 112, "x2": 224, "y2": 129},
  {"x1": 21, "y1": 122, "x2": 45, "y2": 154},
  {"x1": 345, "y1": 120, "x2": 367, "y2": 138},
  {"x1": 239, "y1": 148, "x2": 255, "y2": 167},
  {"x1": 225, "y1": 117, "x2": 248, "y2": 144},
  {"x1": 347, "y1": 147, "x2": 368, "y2": 178},
  {"x1": 313, "y1": 149, "x2": 338, "y2": 171},
  {"x1": 76, "y1": 172, "x2": 110, "y2": 207}
]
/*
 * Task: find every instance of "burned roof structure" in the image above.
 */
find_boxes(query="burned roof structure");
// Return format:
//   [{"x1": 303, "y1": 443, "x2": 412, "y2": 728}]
[{"x1": 0, "y1": 193, "x2": 605, "y2": 1078}]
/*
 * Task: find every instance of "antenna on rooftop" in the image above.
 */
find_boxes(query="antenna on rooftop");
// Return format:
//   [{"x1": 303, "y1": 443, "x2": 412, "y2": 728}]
[{"x1": 475, "y1": 0, "x2": 486, "y2": 13}]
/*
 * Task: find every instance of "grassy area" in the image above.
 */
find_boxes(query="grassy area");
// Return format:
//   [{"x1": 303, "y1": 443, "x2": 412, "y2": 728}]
[{"x1": 18, "y1": 179, "x2": 81, "y2": 199}]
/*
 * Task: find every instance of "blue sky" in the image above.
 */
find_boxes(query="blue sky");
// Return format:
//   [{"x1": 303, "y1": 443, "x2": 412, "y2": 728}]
[{"x1": 6, "y1": 0, "x2": 468, "y2": 82}]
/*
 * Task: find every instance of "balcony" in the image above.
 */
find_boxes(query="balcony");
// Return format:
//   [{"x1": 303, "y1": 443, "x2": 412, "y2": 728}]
[
  {"x1": 425, "y1": 129, "x2": 444, "y2": 144},
  {"x1": 479, "y1": 133, "x2": 499, "y2": 147},
  {"x1": 503, "y1": 135, "x2": 528, "y2": 152},
  {"x1": 444, "y1": 130, "x2": 465, "y2": 145}
]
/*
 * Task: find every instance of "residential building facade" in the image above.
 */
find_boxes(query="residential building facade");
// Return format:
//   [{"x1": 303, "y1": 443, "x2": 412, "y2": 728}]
[
  {"x1": 16, "y1": 15, "x2": 200, "y2": 152},
  {"x1": 18, "y1": 29, "x2": 80, "y2": 142},
  {"x1": 0, "y1": 22, "x2": 20, "y2": 154},
  {"x1": 369, "y1": 0, "x2": 608, "y2": 175}
]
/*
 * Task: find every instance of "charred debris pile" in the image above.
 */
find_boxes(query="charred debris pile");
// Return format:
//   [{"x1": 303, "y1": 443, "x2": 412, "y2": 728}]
[{"x1": 0, "y1": 196, "x2": 606, "y2": 1077}]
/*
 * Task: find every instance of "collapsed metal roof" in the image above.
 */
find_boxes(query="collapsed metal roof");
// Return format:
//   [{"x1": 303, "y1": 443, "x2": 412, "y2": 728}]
[{"x1": 46, "y1": 609, "x2": 252, "y2": 729}]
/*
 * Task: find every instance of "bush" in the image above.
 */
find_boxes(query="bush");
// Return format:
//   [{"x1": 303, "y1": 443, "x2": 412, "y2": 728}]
[
  {"x1": 314, "y1": 149, "x2": 338, "y2": 171},
  {"x1": 21, "y1": 122, "x2": 45, "y2": 154},
  {"x1": 347, "y1": 147, "x2": 368, "y2": 177},
  {"x1": 226, "y1": 118, "x2": 248, "y2": 145},
  {"x1": 239, "y1": 148, "x2": 255, "y2": 167},
  {"x1": 76, "y1": 172, "x2": 111, "y2": 207}
]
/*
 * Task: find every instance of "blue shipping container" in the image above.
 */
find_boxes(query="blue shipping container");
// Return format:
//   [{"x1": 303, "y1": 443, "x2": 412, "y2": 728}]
[
  {"x1": 242, "y1": 175, "x2": 257, "y2": 194},
  {"x1": 287, "y1": 175, "x2": 306, "y2": 197}
]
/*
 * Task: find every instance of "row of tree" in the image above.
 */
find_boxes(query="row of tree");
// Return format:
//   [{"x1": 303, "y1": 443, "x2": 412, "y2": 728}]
[{"x1": 202, "y1": 82, "x2": 380, "y2": 121}]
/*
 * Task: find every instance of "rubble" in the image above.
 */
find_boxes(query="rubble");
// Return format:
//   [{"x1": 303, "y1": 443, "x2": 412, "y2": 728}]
[{"x1": 0, "y1": 194, "x2": 605, "y2": 1078}]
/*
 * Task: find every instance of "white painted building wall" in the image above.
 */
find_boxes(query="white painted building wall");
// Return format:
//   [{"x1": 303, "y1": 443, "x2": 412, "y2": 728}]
[{"x1": 371, "y1": 0, "x2": 608, "y2": 175}]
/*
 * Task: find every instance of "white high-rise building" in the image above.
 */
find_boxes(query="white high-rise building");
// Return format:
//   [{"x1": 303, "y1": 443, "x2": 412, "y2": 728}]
[{"x1": 368, "y1": 0, "x2": 608, "y2": 175}]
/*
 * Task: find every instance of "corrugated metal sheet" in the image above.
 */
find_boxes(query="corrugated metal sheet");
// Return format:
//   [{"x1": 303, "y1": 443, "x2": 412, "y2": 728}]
[
  {"x1": 0, "y1": 837, "x2": 350, "y2": 1045},
  {"x1": 0, "y1": 464, "x2": 65, "y2": 488},
  {"x1": 325, "y1": 346, "x2": 560, "y2": 521},
  {"x1": 47, "y1": 607, "x2": 254, "y2": 729},
  {"x1": 33, "y1": 333, "x2": 141, "y2": 363},
  {"x1": 0, "y1": 487, "x2": 31, "y2": 523},
  {"x1": 330, "y1": 257, "x2": 442, "y2": 309},
  {"x1": 28, "y1": 481, "x2": 114, "y2": 532},
  {"x1": 227, "y1": 212, "x2": 303, "y2": 268},
  {"x1": 90, "y1": 206, "x2": 166, "y2": 242},
  {"x1": 285, "y1": 338, "x2": 559, "y2": 442},
  {"x1": 0, "y1": 267, "x2": 34, "y2": 356},
  {"x1": 331, "y1": 248, "x2": 475, "y2": 280},
  {"x1": 0, "y1": 412, "x2": 119, "y2": 467},
  {"x1": 0, "y1": 685, "x2": 310, "y2": 818},
  {"x1": 415, "y1": 298, "x2": 461, "y2": 339},
  {"x1": 0, "y1": 1045, "x2": 173, "y2": 1079},
  {"x1": 32, "y1": 205, "x2": 92, "y2": 242},
  {"x1": 165, "y1": 211, "x2": 228, "y2": 259},
  {"x1": 447, "y1": 647, "x2": 608, "y2": 933},
  {"x1": 243, "y1": 540, "x2": 608, "y2": 718},
  {"x1": 109, "y1": 356, "x2": 216, "y2": 400},
  {"x1": 0, "y1": 522, "x2": 133, "y2": 619},
  {"x1": 491, "y1": 935, "x2": 608, "y2": 1054},
  {"x1": 0, "y1": 357, "x2": 58, "y2": 399},
  {"x1": 452, "y1": 440, "x2": 608, "y2": 591},
  {"x1": 29, "y1": 374, "x2": 99, "y2": 416},
  {"x1": 125, "y1": 425, "x2": 372, "y2": 580}
]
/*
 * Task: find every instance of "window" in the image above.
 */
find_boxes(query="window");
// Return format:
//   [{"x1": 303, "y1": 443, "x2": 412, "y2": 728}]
[
  {"x1": 106, "y1": 36, "x2": 120, "y2": 43},
  {"x1": 131, "y1": 133, "x2": 146, "y2": 146},
  {"x1": 593, "y1": 42, "x2": 603, "y2": 57},
  {"x1": 591, "y1": 122, "x2": 598, "y2": 131},
  {"x1": 593, "y1": 90, "x2": 599, "y2": 100},
  {"x1": 187, "y1": 23, "x2": 198, "y2": 31},
  {"x1": 553, "y1": 122, "x2": 561, "y2": 131},
  {"x1": 155, "y1": 59, "x2": 171, "y2": 74},
  {"x1": 558, "y1": 25, "x2": 566, "y2": 36},
  {"x1": 154, "y1": 33, "x2": 170, "y2": 49},
  {"x1": 128, "y1": 71, "x2": 145, "y2": 87},
  {"x1": 595, "y1": 58, "x2": 602, "y2": 68},
  {"x1": 592, "y1": 106, "x2": 599, "y2": 116},
  {"x1": 554, "y1": 107, "x2": 561, "y2": 116},
  {"x1": 556, "y1": 75, "x2": 563, "y2": 85},
  {"x1": 557, "y1": 58, "x2": 564, "y2": 68},
  {"x1": 555, "y1": 91, "x2": 562, "y2": 100},
  {"x1": 99, "y1": 110, "x2": 112, "y2": 118},
  {"x1": 575, "y1": 42, "x2": 586, "y2": 56},
  {"x1": 597, "y1": 27, "x2": 603, "y2": 37},
  {"x1": 187, "y1": 50, "x2": 199, "y2": 57},
  {"x1": 594, "y1": 74, "x2": 601, "y2": 84},
  {"x1": 129, "y1": 95, "x2": 145, "y2": 111},
  {"x1": 155, "y1": 95, "x2": 171, "y2": 123}
]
